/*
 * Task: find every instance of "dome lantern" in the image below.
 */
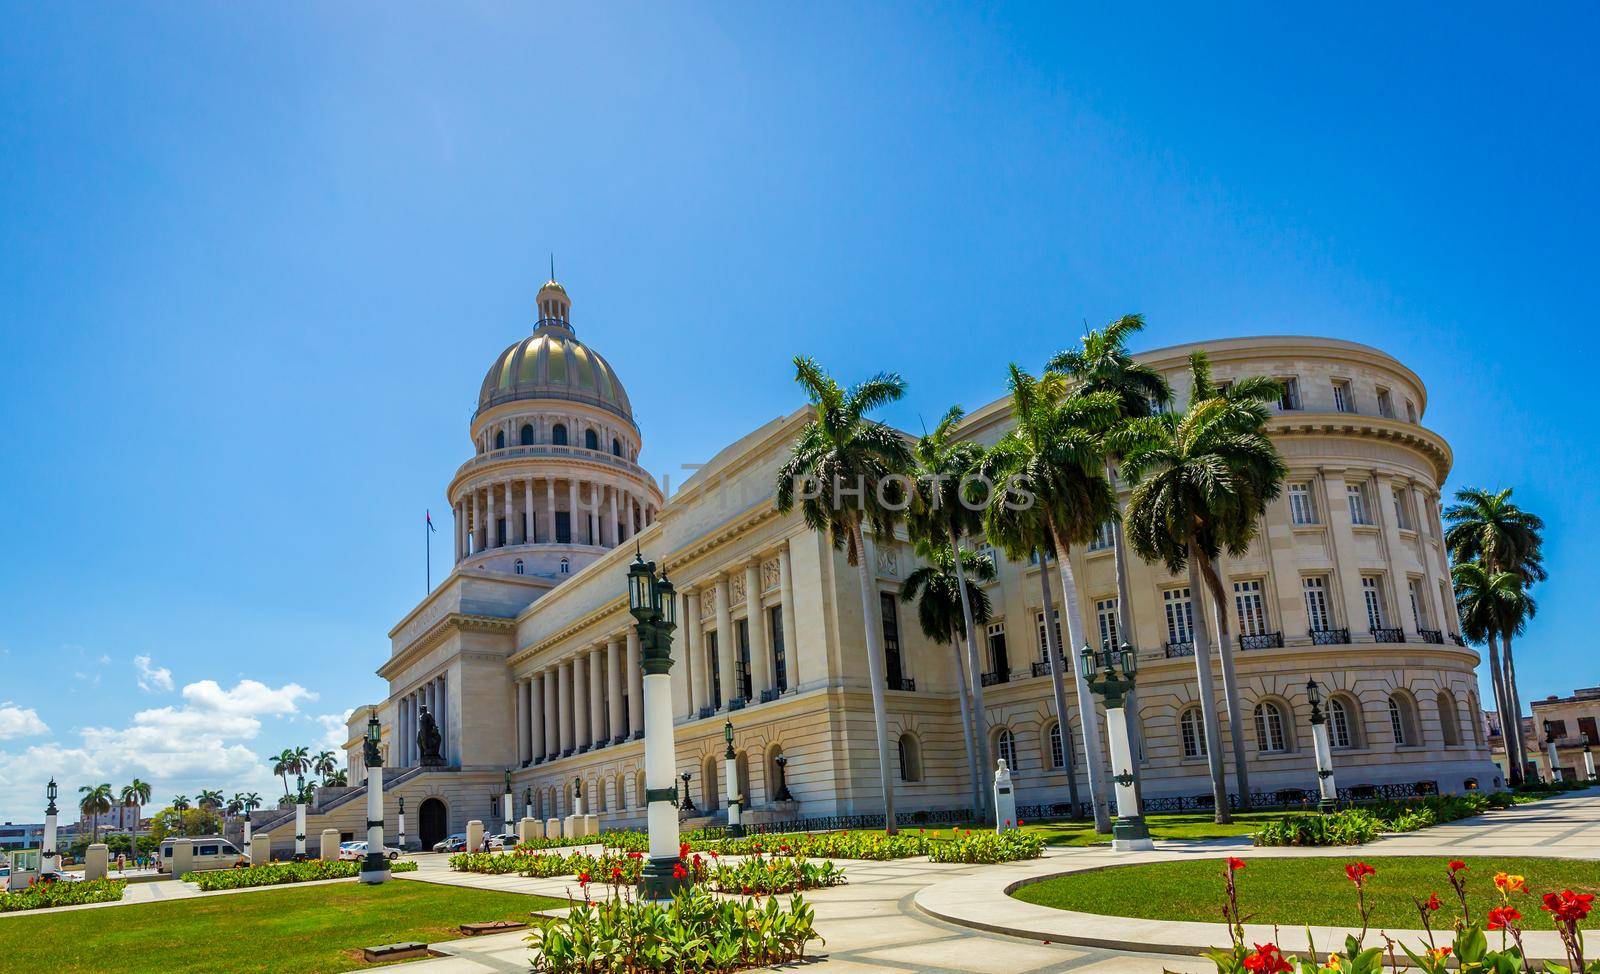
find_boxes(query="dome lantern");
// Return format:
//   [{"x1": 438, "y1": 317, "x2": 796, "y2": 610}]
[{"x1": 537, "y1": 255, "x2": 572, "y2": 329}]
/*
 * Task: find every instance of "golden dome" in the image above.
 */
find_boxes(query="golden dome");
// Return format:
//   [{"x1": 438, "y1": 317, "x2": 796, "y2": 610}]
[{"x1": 476, "y1": 322, "x2": 633, "y2": 422}]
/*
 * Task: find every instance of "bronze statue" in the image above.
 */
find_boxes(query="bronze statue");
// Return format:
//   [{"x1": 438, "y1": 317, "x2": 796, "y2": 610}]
[{"x1": 417, "y1": 706, "x2": 445, "y2": 767}]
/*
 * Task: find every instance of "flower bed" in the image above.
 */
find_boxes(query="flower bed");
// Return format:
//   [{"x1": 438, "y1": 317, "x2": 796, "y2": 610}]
[
  {"x1": 705, "y1": 855, "x2": 846, "y2": 895},
  {"x1": 693, "y1": 830, "x2": 927, "y2": 860},
  {"x1": 926, "y1": 830, "x2": 1044, "y2": 864},
  {"x1": 182, "y1": 859, "x2": 417, "y2": 890},
  {"x1": 0, "y1": 878, "x2": 127, "y2": 912},
  {"x1": 530, "y1": 887, "x2": 821, "y2": 972},
  {"x1": 1254, "y1": 793, "x2": 1513, "y2": 847}
]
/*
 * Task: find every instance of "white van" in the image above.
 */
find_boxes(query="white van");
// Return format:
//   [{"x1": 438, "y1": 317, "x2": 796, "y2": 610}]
[{"x1": 158, "y1": 837, "x2": 244, "y2": 873}]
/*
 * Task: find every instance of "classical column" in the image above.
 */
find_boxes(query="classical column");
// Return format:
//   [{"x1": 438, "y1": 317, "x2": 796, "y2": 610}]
[
  {"x1": 524, "y1": 479, "x2": 535, "y2": 543},
  {"x1": 588, "y1": 486, "x2": 600, "y2": 547},
  {"x1": 543, "y1": 668, "x2": 558, "y2": 759},
  {"x1": 588, "y1": 645, "x2": 605, "y2": 746},
  {"x1": 486, "y1": 483, "x2": 497, "y2": 548},
  {"x1": 608, "y1": 488, "x2": 620, "y2": 547},
  {"x1": 607, "y1": 638, "x2": 625, "y2": 742},
  {"x1": 530, "y1": 672, "x2": 545, "y2": 761},
  {"x1": 574, "y1": 654, "x2": 591, "y2": 750},
  {"x1": 715, "y1": 576, "x2": 735, "y2": 707},
  {"x1": 516, "y1": 679, "x2": 530, "y2": 764},
  {"x1": 1411, "y1": 481, "x2": 1448, "y2": 633},
  {"x1": 454, "y1": 502, "x2": 463, "y2": 562},
  {"x1": 401, "y1": 696, "x2": 413, "y2": 765},
  {"x1": 745, "y1": 560, "x2": 771, "y2": 699},
  {"x1": 470, "y1": 491, "x2": 481, "y2": 555},
  {"x1": 1321, "y1": 468, "x2": 1373, "y2": 638},
  {"x1": 503, "y1": 480, "x2": 514, "y2": 548},
  {"x1": 436, "y1": 676, "x2": 449, "y2": 764},
  {"x1": 557, "y1": 661, "x2": 573, "y2": 755},
  {"x1": 778, "y1": 544, "x2": 799, "y2": 691},
  {"x1": 570, "y1": 478, "x2": 582, "y2": 544},
  {"x1": 618, "y1": 489, "x2": 631, "y2": 540},
  {"x1": 545, "y1": 479, "x2": 556, "y2": 543},
  {"x1": 683, "y1": 587, "x2": 702, "y2": 716},
  {"x1": 626, "y1": 628, "x2": 644, "y2": 736}
]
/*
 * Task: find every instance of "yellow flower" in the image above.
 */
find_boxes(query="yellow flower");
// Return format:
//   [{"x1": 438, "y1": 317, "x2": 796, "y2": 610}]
[
  {"x1": 1327, "y1": 953, "x2": 1343, "y2": 970},
  {"x1": 1493, "y1": 871, "x2": 1528, "y2": 894}
]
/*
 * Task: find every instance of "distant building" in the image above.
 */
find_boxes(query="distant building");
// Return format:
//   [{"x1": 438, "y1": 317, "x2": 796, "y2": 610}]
[
  {"x1": 0, "y1": 823, "x2": 45, "y2": 852},
  {"x1": 78, "y1": 805, "x2": 141, "y2": 834},
  {"x1": 1487, "y1": 688, "x2": 1600, "y2": 783}
]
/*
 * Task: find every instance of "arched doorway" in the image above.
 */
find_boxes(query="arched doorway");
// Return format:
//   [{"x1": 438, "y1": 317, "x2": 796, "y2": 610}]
[{"x1": 418, "y1": 798, "x2": 448, "y2": 849}]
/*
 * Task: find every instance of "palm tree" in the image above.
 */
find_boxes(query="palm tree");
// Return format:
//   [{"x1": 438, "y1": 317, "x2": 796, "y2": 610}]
[
  {"x1": 324, "y1": 768, "x2": 349, "y2": 787},
  {"x1": 197, "y1": 789, "x2": 224, "y2": 811},
  {"x1": 1121, "y1": 352, "x2": 1286, "y2": 822},
  {"x1": 170, "y1": 794, "x2": 191, "y2": 813},
  {"x1": 1050, "y1": 314, "x2": 1172, "y2": 795},
  {"x1": 312, "y1": 749, "x2": 337, "y2": 783},
  {"x1": 775, "y1": 357, "x2": 914, "y2": 832},
  {"x1": 272, "y1": 746, "x2": 310, "y2": 801},
  {"x1": 1444, "y1": 487, "x2": 1545, "y2": 784},
  {"x1": 906, "y1": 405, "x2": 993, "y2": 819},
  {"x1": 901, "y1": 540, "x2": 996, "y2": 816},
  {"x1": 983, "y1": 366, "x2": 1121, "y2": 833},
  {"x1": 1454, "y1": 561, "x2": 1533, "y2": 774},
  {"x1": 120, "y1": 779, "x2": 151, "y2": 849},
  {"x1": 79, "y1": 783, "x2": 113, "y2": 843},
  {"x1": 241, "y1": 792, "x2": 262, "y2": 814}
]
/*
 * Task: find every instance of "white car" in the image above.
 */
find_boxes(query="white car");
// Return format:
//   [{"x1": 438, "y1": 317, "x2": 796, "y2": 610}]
[
  {"x1": 338, "y1": 841, "x2": 401, "y2": 861},
  {"x1": 486, "y1": 832, "x2": 519, "y2": 851}
]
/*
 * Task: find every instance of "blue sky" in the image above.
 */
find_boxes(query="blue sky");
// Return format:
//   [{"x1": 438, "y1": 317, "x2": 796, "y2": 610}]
[{"x1": 0, "y1": 4, "x2": 1591, "y2": 821}]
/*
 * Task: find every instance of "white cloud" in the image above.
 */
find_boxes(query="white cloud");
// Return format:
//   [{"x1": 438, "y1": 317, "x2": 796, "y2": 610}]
[
  {"x1": 182, "y1": 679, "x2": 316, "y2": 717},
  {"x1": 133, "y1": 655, "x2": 174, "y2": 693},
  {"x1": 0, "y1": 703, "x2": 48, "y2": 740},
  {"x1": 313, "y1": 710, "x2": 355, "y2": 752}
]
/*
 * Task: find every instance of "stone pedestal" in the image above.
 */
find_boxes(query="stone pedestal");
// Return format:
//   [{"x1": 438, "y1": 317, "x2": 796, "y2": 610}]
[
  {"x1": 84, "y1": 843, "x2": 109, "y2": 881},
  {"x1": 320, "y1": 829, "x2": 340, "y2": 860},
  {"x1": 518, "y1": 817, "x2": 542, "y2": 845},
  {"x1": 466, "y1": 819, "x2": 484, "y2": 853},
  {"x1": 993, "y1": 760, "x2": 1017, "y2": 832},
  {"x1": 545, "y1": 817, "x2": 561, "y2": 840},
  {"x1": 563, "y1": 814, "x2": 580, "y2": 839},
  {"x1": 169, "y1": 837, "x2": 195, "y2": 876},
  {"x1": 582, "y1": 814, "x2": 598, "y2": 837},
  {"x1": 249, "y1": 831, "x2": 270, "y2": 864}
]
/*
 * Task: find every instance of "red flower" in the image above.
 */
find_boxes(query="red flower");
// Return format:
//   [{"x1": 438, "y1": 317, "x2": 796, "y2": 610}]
[
  {"x1": 627, "y1": 851, "x2": 642, "y2": 860},
  {"x1": 1345, "y1": 862, "x2": 1376, "y2": 884},
  {"x1": 1487, "y1": 906, "x2": 1523, "y2": 930},
  {"x1": 577, "y1": 871, "x2": 590, "y2": 887},
  {"x1": 1227, "y1": 857, "x2": 1248, "y2": 873},
  {"x1": 610, "y1": 866, "x2": 623, "y2": 882},
  {"x1": 679, "y1": 842, "x2": 691, "y2": 859},
  {"x1": 672, "y1": 862, "x2": 687, "y2": 880},
  {"x1": 1426, "y1": 893, "x2": 1442, "y2": 911},
  {"x1": 1242, "y1": 943, "x2": 1294, "y2": 974},
  {"x1": 1018, "y1": 819, "x2": 1026, "y2": 826},
  {"x1": 1448, "y1": 860, "x2": 1467, "y2": 874},
  {"x1": 1541, "y1": 890, "x2": 1596, "y2": 923}
]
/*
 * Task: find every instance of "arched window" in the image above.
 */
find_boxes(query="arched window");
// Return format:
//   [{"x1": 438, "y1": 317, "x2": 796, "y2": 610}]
[
  {"x1": 513, "y1": 559, "x2": 525, "y2": 575},
  {"x1": 1388, "y1": 693, "x2": 1419, "y2": 746},
  {"x1": 552, "y1": 423, "x2": 568, "y2": 446},
  {"x1": 995, "y1": 728, "x2": 1017, "y2": 770},
  {"x1": 559, "y1": 558, "x2": 569, "y2": 574},
  {"x1": 611, "y1": 437, "x2": 622, "y2": 457},
  {"x1": 615, "y1": 773, "x2": 627, "y2": 809},
  {"x1": 701, "y1": 755, "x2": 720, "y2": 811},
  {"x1": 634, "y1": 771, "x2": 646, "y2": 808},
  {"x1": 494, "y1": 430, "x2": 506, "y2": 449},
  {"x1": 1253, "y1": 701, "x2": 1288, "y2": 753},
  {"x1": 1468, "y1": 693, "x2": 1483, "y2": 744},
  {"x1": 584, "y1": 429, "x2": 599, "y2": 451},
  {"x1": 595, "y1": 777, "x2": 607, "y2": 813},
  {"x1": 897, "y1": 734, "x2": 923, "y2": 781},
  {"x1": 1437, "y1": 690, "x2": 1462, "y2": 746},
  {"x1": 1044, "y1": 721, "x2": 1065, "y2": 769},
  {"x1": 520, "y1": 423, "x2": 534, "y2": 446},
  {"x1": 1180, "y1": 706, "x2": 1208, "y2": 758},
  {"x1": 1329, "y1": 696, "x2": 1356, "y2": 749}
]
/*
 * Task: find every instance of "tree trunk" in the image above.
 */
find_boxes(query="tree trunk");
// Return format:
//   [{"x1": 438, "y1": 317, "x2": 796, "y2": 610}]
[
  {"x1": 1200, "y1": 555, "x2": 1252, "y2": 807},
  {"x1": 949, "y1": 624, "x2": 982, "y2": 818},
  {"x1": 1187, "y1": 551, "x2": 1232, "y2": 823},
  {"x1": 1503, "y1": 634, "x2": 1530, "y2": 782},
  {"x1": 851, "y1": 521, "x2": 898, "y2": 833},
  {"x1": 1484, "y1": 633, "x2": 1519, "y2": 786},
  {"x1": 1037, "y1": 554, "x2": 1081, "y2": 814},
  {"x1": 949, "y1": 526, "x2": 992, "y2": 821},
  {"x1": 1047, "y1": 518, "x2": 1112, "y2": 834}
]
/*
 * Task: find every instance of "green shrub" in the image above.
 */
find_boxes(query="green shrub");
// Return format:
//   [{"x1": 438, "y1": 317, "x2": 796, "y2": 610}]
[
  {"x1": 1252, "y1": 809, "x2": 1381, "y2": 847},
  {"x1": 0, "y1": 878, "x2": 127, "y2": 912},
  {"x1": 706, "y1": 855, "x2": 846, "y2": 895},
  {"x1": 529, "y1": 887, "x2": 821, "y2": 972},
  {"x1": 926, "y1": 830, "x2": 1045, "y2": 864},
  {"x1": 182, "y1": 859, "x2": 417, "y2": 890},
  {"x1": 695, "y1": 831, "x2": 928, "y2": 860}
]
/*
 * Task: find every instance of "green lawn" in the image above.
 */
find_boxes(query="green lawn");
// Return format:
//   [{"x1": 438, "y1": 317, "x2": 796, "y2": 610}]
[
  {"x1": 875, "y1": 811, "x2": 1282, "y2": 846},
  {"x1": 1013, "y1": 856, "x2": 1599, "y2": 930},
  {"x1": 1, "y1": 879, "x2": 567, "y2": 973}
]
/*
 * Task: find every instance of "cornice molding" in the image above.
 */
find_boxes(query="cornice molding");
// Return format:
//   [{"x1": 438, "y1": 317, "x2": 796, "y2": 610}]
[{"x1": 378, "y1": 612, "x2": 516, "y2": 679}]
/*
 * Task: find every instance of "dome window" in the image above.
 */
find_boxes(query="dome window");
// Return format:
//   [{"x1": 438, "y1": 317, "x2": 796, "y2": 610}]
[
  {"x1": 584, "y1": 429, "x2": 599, "y2": 451},
  {"x1": 494, "y1": 430, "x2": 506, "y2": 450},
  {"x1": 559, "y1": 557, "x2": 570, "y2": 575},
  {"x1": 611, "y1": 437, "x2": 622, "y2": 457},
  {"x1": 514, "y1": 559, "x2": 525, "y2": 575},
  {"x1": 519, "y1": 424, "x2": 534, "y2": 446},
  {"x1": 552, "y1": 423, "x2": 568, "y2": 446}
]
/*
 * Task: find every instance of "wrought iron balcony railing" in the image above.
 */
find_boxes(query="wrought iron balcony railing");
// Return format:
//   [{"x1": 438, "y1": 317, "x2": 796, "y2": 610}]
[
  {"x1": 1165, "y1": 640, "x2": 1196, "y2": 658},
  {"x1": 980, "y1": 671, "x2": 1009, "y2": 687},
  {"x1": 886, "y1": 677, "x2": 916, "y2": 692},
  {"x1": 1450, "y1": 633, "x2": 1467, "y2": 647},
  {"x1": 1419, "y1": 628, "x2": 1444, "y2": 644},
  {"x1": 1239, "y1": 632, "x2": 1284, "y2": 651},
  {"x1": 1309, "y1": 628, "x2": 1351, "y2": 645},
  {"x1": 1370, "y1": 627, "x2": 1405, "y2": 643}
]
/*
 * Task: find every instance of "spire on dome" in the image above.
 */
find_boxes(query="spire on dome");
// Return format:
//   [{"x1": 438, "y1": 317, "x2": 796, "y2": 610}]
[{"x1": 536, "y1": 258, "x2": 572, "y2": 329}]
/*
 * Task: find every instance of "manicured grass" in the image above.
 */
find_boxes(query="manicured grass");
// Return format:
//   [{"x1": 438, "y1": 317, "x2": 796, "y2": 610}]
[
  {"x1": 1013, "y1": 856, "x2": 1600, "y2": 931},
  {"x1": 0, "y1": 879, "x2": 567, "y2": 973}
]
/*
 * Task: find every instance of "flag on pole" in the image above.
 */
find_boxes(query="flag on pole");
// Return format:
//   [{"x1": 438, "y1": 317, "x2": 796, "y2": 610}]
[{"x1": 426, "y1": 510, "x2": 437, "y2": 532}]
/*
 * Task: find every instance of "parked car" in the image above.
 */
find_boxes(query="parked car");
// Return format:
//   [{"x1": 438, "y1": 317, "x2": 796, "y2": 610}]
[
  {"x1": 432, "y1": 833, "x2": 467, "y2": 853},
  {"x1": 338, "y1": 841, "x2": 401, "y2": 861},
  {"x1": 486, "y1": 832, "x2": 518, "y2": 851}
]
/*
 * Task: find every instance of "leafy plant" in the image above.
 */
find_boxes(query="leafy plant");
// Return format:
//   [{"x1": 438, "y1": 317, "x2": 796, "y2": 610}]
[
  {"x1": 182, "y1": 859, "x2": 417, "y2": 890},
  {"x1": 706, "y1": 855, "x2": 846, "y2": 895},
  {"x1": 925, "y1": 830, "x2": 1045, "y2": 864},
  {"x1": 0, "y1": 878, "x2": 127, "y2": 912}
]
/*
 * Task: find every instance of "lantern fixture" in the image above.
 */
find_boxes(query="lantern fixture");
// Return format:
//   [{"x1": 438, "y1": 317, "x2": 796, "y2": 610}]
[
  {"x1": 656, "y1": 569, "x2": 677, "y2": 627},
  {"x1": 367, "y1": 709, "x2": 381, "y2": 744},
  {"x1": 1306, "y1": 678, "x2": 1324, "y2": 725},
  {"x1": 627, "y1": 551, "x2": 655, "y2": 621},
  {"x1": 504, "y1": 770, "x2": 512, "y2": 795}
]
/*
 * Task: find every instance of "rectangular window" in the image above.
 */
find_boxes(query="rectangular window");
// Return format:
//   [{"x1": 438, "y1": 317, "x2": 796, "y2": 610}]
[
  {"x1": 1087, "y1": 521, "x2": 1115, "y2": 551},
  {"x1": 1163, "y1": 588, "x2": 1195, "y2": 644},
  {"x1": 706, "y1": 630, "x2": 722, "y2": 708},
  {"x1": 1278, "y1": 377, "x2": 1302, "y2": 411},
  {"x1": 1095, "y1": 598, "x2": 1120, "y2": 650},
  {"x1": 880, "y1": 592, "x2": 905, "y2": 688},
  {"x1": 1289, "y1": 482, "x2": 1318, "y2": 525},
  {"x1": 1036, "y1": 607, "x2": 1062, "y2": 660},
  {"x1": 986, "y1": 622, "x2": 1009, "y2": 676},
  {"x1": 554, "y1": 511, "x2": 572, "y2": 545},
  {"x1": 1332, "y1": 379, "x2": 1354, "y2": 413},
  {"x1": 1362, "y1": 575, "x2": 1386, "y2": 630},
  {"x1": 1233, "y1": 579, "x2": 1269, "y2": 637},
  {"x1": 496, "y1": 517, "x2": 507, "y2": 546},
  {"x1": 734, "y1": 618, "x2": 753, "y2": 702},
  {"x1": 1392, "y1": 488, "x2": 1414, "y2": 530},
  {"x1": 1303, "y1": 576, "x2": 1332, "y2": 631},
  {"x1": 768, "y1": 605, "x2": 787, "y2": 693},
  {"x1": 1347, "y1": 483, "x2": 1373, "y2": 525},
  {"x1": 1579, "y1": 716, "x2": 1598, "y2": 745},
  {"x1": 1408, "y1": 578, "x2": 1429, "y2": 629},
  {"x1": 1377, "y1": 387, "x2": 1395, "y2": 419},
  {"x1": 1406, "y1": 400, "x2": 1418, "y2": 423}
]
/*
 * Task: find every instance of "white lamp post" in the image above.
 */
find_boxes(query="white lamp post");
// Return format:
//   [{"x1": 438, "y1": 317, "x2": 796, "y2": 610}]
[
  {"x1": 42, "y1": 778, "x2": 59, "y2": 873},
  {"x1": 1545, "y1": 721, "x2": 1562, "y2": 783},
  {"x1": 524, "y1": 787, "x2": 534, "y2": 823},
  {"x1": 723, "y1": 719, "x2": 744, "y2": 837},
  {"x1": 1306, "y1": 678, "x2": 1338, "y2": 813},
  {"x1": 628, "y1": 551, "x2": 688, "y2": 900},
  {"x1": 360, "y1": 709, "x2": 389, "y2": 883},
  {"x1": 501, "y1": 771, "x2": 514, "y2": 833},
  {"x1": 294, "y1": 772, "x2": 308, "y2": 858},
  {"x1": 1584, "y1": 745, "x2": 1596, "y2": 781},
  {"x1": 1078, "y1": 641, "x2": 1152, "y2": 852},
  {"x1": 397, "y1": 797, "x2": 407, "y2": 851}
]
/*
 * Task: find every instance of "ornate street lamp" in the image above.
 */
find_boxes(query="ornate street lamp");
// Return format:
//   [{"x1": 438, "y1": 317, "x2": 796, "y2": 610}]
[
  {"x1": 773, "y1": 754, "x2": 794, "y2": 802},
  {"x1": 397, "y1": 797, "x2": 407, "y2": 852},
  {"x1": 724, "y1": 719, "x2": 744, "y2": 837},
  {"x1": 1078, "y1": 640, "x2": 1151, "y2": 851},
  {"x1": 1305, "y1": 679, "x2": 1338, "y2": 813},
  {"x1": 360, "y1": 708, "x2": 389, "y2": 883},
  {"x1": 679, "y1": 770, "x2": 696, "y2": 814},
  {"x1": 1544, "y1": 720, "x2": 1563, "y2": 783},
  {"x1": 629, "y1": 551, "x2": 688, "y2": 899},
  {"x1": 502, "y1": 770, "x2": 514, "y2": 830},
  {"x1": 42, "y1": 778, "x2": 60, "y2": 872},
  {"x1": 294, "y1": 772, "x2": 308, "y2": 858},
  {"x1": 524, "y1": 786, "x2": 534, "y2": 822},
  {"x1": 1583, "y1": 744, "x2": 1596, "y2": 782}
]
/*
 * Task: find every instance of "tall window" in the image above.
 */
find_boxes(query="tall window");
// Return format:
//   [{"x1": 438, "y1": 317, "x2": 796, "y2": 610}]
[
  {"x1": 1408, "y1": 578, "x2": 1429, "y2": 629},
  {"x1": 1289, "y1": 483, "x2": 1318, "y2": 525},
  {"x1": 768, "y1": 605, "x2": 788, "y2": 693},
  {"x1": 986, "y1": 622, "x2": 1009, "y2": 677},
  {"x1": 1405, "y1": 400, "x2": 1417, "y2": 423},
  {"x1": 1377, "y1": 387, "x2": 1395, "y2": 418},
  {"x1": 1332, "y1": 379, "x2": 1354, "y2": 413},
  {"x1": 880, "y1": 593, "x2": 905, "y2": 688},
  {"x1": 1347, "y1": 482, "x2": 1373, "y2": 525},
  {"x1": 1163, "y1": 588, "x2": 1195, "y2": 645},
  {"x1": 1088, "y1": 521, "x2": 1115, "y2": 551},
  {"x1": 551, "y1": 423, "x2": 568, "y2": 446},
  {"x1": 1095, "y1": 598, "x2": 1120, "y2": 650},
  {"x1": 1047, "y1": 721, "x2": 1065, "y2": 769},
  {"x1": 1036, "y1": 607, "x2": 1062, "y2": 660},
  {"x1": 1437, "y1": 691, "x2": 1461, "y2": 745},
  {"x1": 583, "y1": 429, "x2": 599, "y2": 451},
  {"x1": 1392, "y1": 488, "x2": 1414, "y2": 530},
  {"x1": 995, "y1": 728, "x2": 1017, "y2": 770},
  {"x1": 1277, "y1": 377, "x2": 1302, "y2": 411},
  {"x1": 1253, "y1": 702, "x2": 1288, "y2": 753},
  {"x1": 1303, "y1": 576, "x2": 1332, "y2": 631},
  {"x1": 897, "y1": 734, "x2": 922, "y2": 782},
  {"x1": 555, "y1": 511, "x2": 572, "y2": 544},
  {"x1": 707, "y1": 631, "x2": 722, "y2": 708},
  {"x1": 1180, "y1": 707, "x2": 1207, "y2": 758},
  {"x1": 1329, "y1": 697, "x2": 1354, "y2": 748},
  {"x1": 495, "y1": 430, "x2": 506, "y2": 449},
  {"x1": 520, "y1": 423, "x2": 535, "y2": 445},
  {"x1": 1233, "y1": 580, "x2": 1269, "y2": 636},
  {"x1": 734, "y1": 619, "x2": 753, "y2": 702},
  {"x1": 1388, "y1": 694, "x2": 1410, "y2": 745},
  {"x1": 1362, "y1": 576, "x2": 1386, "y2": 630},
  {"x1": 611, "y1": 437, "x2": 622, "y2": 457}
]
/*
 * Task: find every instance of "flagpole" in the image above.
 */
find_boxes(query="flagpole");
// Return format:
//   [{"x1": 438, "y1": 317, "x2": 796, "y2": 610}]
[{"x1": 426, "y1": 511, "x2": 432, "y2": 593}]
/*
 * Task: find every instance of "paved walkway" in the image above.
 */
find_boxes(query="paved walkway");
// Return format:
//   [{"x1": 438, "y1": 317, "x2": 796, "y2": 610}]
[{"x1": 382, "y1": 789, "x2": 1600, "y2": 974}]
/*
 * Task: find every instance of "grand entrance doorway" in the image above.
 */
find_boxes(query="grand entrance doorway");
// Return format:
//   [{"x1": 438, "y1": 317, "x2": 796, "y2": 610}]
[{"x1": 418, "y1": 797, "x2": 447, "y2": 850}]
